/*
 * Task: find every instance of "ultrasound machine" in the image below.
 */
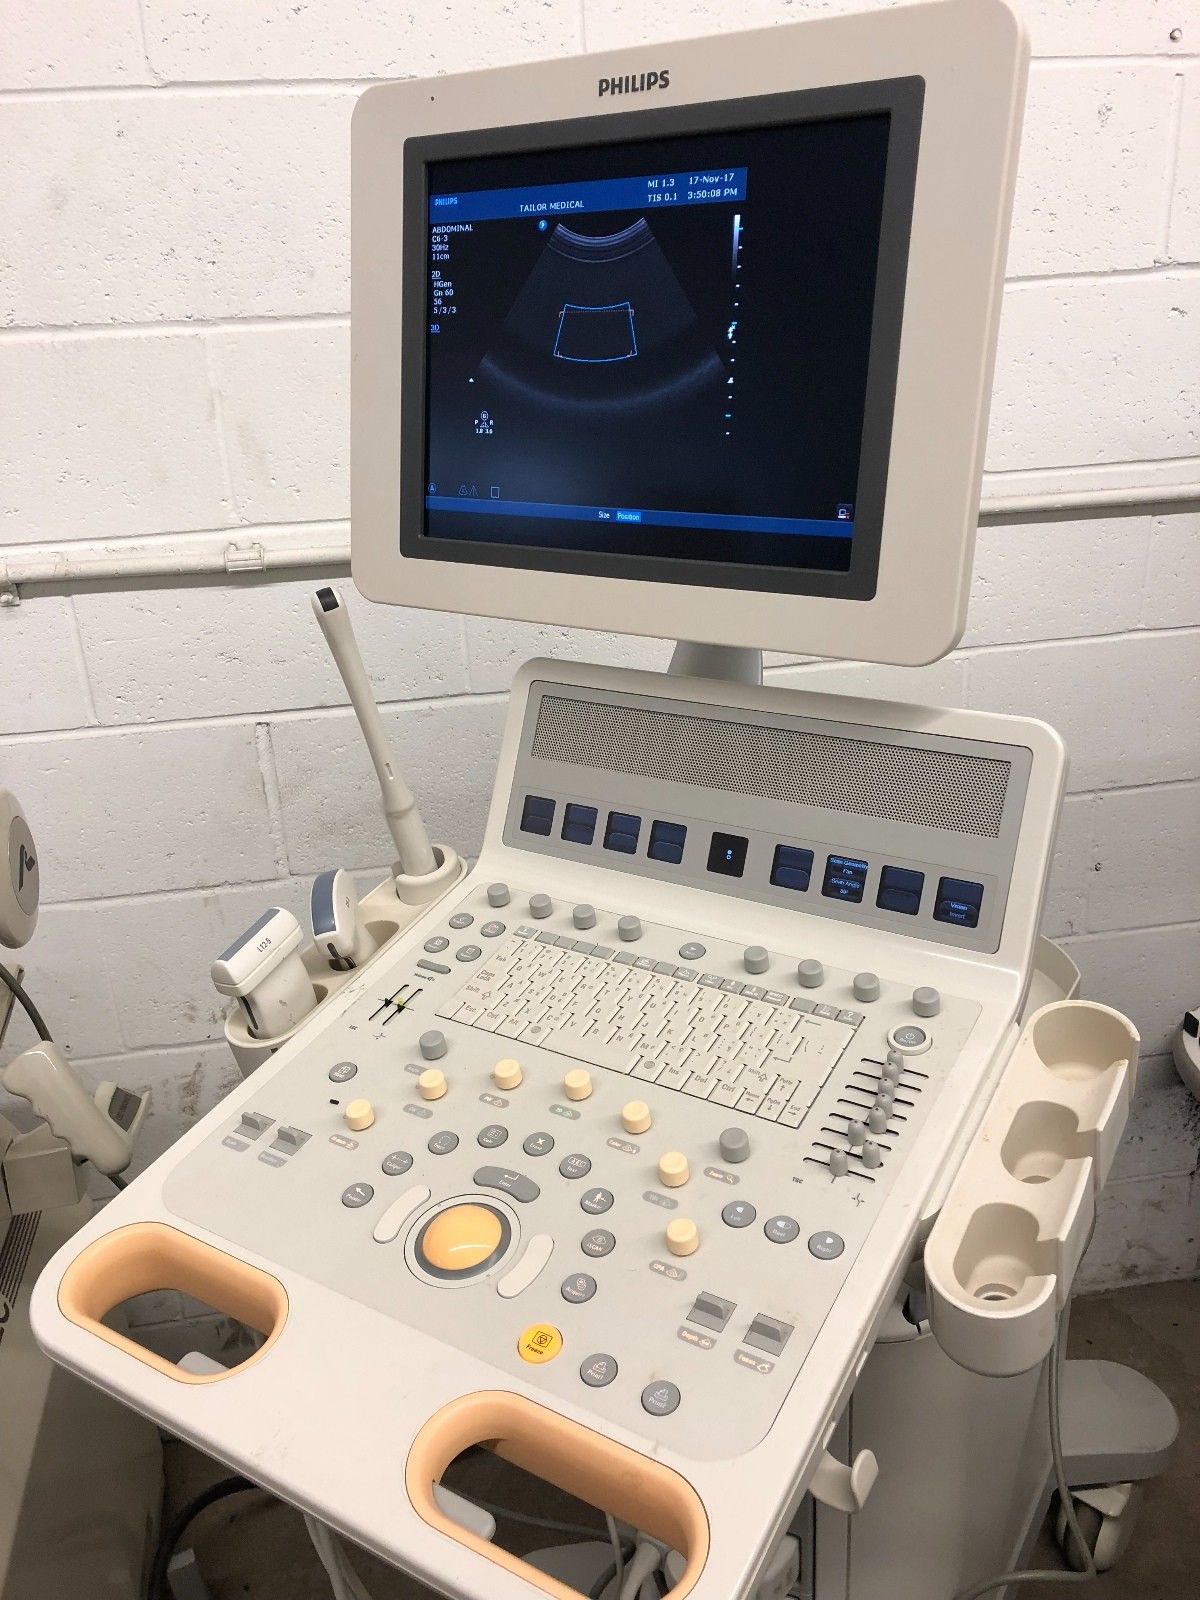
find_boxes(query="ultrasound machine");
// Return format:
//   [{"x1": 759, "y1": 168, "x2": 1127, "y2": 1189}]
[{"x1": 30, "y1": 2, "x2": 1177, "y2": 1596}]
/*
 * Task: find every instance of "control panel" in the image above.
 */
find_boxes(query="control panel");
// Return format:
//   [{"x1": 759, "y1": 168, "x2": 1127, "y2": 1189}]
[
  {"x1": 505, "y1": 682, "x2": 1034, "y2": 954},
  {"x1": 164, "y1": 875, "x2": 979, "y2": 1460}
]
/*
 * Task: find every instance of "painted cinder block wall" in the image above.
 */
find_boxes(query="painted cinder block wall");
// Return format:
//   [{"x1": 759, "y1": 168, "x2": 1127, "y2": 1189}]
[{"x1": 1, "y1": 3, "x2": 1198, "y2": 1310}]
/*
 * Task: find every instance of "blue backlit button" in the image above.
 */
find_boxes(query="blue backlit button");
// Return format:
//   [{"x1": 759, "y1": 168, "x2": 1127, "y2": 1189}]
[
  {"x1": 876, "y1": 865, "x2": 925, "y2": 916},
  {"x1": 559, "y1": 1153, "x2": 592, "y2": 1180},
  {"x1": 580, "y1": 1352, "x2": 618, "y2": 1388},
  {"x1": 808, "y1": 1231, "x2": 845, "y2": 1261},
  {"x1": 679, "y1": 942, "x2": 706, "y2": 962},
  {"x1": 641, "y1": 1380, "x2": 681, "y2": 1417},
  {"x1": 707, "y1": 831, "x2": 748, "y2": 878},
  {"x1": 520, "y1": 795, "x2": 555, "y2": 837},
  {"x1": 722, "y1": 1200, "x2": 757, "y2": 1229},
  {"x1": 427, "y1": 1131, "x2": 460, "y2": 1155},
  {"x1": 648, "y1": 819, "x2": 687, "y2": 865},
  {"x1": 523, "y1": 1131, "x2": 555, "y2": 1157},
  {"x1": 581, "y1": 1187, "x2": 614, "y2": 1215},
  {"x1": 477, "y1": 1123, "x2": 509, "y2": 1149},
  {"x1": 381, "y1": 1150, "x2": 414, "y2": 1176},
  {"x1": 423, "y1": 935, "x2": 450, "y2": 952},
  {"x1": 562, "y1": 802, "x2": 599, "y2": 846},
  {"x1": 821, "y1": 854, "x2": 868, "y2": 904},
  {"x1": 888, "y1": 1024, "x2": 931, "y2": 1055},
  {"x1": 771, "y1": 843, "x2": 814, "y2": 892},
  {"x1": 934, "y1": 876, "x2": 985, "y2": 928},
  {"x1": 562, "y1": 1273, "x2": 598, "y2": 1305},
  {"x1": 341, "y1": 1182, "x2": 374, "y2": 1209},
  {"x1": 604, "y1": 811, "x2": 641, "y2": 854},
  {"x1": 764, "y1": 1215, "x2": 801, "y2": 1245},
  {"x1": 581, "y1": 1228, "x2": 616, "y2": 1258}
]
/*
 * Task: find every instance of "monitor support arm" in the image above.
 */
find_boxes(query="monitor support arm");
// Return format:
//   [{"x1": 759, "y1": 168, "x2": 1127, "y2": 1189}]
[{"x1": 668, "y1": 641, "x2": 763, "y2": 686}]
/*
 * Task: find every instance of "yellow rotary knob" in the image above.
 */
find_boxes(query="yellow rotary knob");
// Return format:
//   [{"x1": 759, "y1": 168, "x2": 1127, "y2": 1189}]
[
  {"x1": 657, "y1": 1151, "x2": 690, "y2": 1188},
  {"x1": 418, "y1": 1068, "x2": 447, "y2": 1101},
  {"x1": 493, "y1": 1058, "x2": 523, "y2": 1091},
  {"x1": 622, "y1": 1099, "x2": 652, "y2": 1135},
  {"x1": 564, "y1": 1068, "x2": 592, "y2": 1101},
  {"x1": 343, "y1": 1098, "x2": 375, "y2": 1131},
  {"x1": 666, "y1": 1218, "x2": 699, "y2": 1257}
]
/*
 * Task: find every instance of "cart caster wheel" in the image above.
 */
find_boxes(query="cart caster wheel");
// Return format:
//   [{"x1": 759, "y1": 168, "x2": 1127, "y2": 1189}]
[{"x1": 1054, "y1": 1482, "x2": 1141, "y2": 1573}]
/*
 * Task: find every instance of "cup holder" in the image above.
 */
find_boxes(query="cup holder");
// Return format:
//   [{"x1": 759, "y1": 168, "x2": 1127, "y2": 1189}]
[
  {"x1": 927, "y1": 999, "x2": 1139, "y2": 1376},
  {"x1": 1001, "y1": 1102, "x2": 1086, "y2": 1184},
  {"x1": 951, "y1": 1203, "x2": 1051, "y2": 1306},
  {"x1": 1028, "y1": 1002, "x2": 1136, "y2": 1082}
]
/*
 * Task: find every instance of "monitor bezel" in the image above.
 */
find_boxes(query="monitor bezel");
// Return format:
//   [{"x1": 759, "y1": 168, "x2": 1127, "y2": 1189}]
[
  {"x1": 352, "y1": 0, "x2": 1029, "y2": 665},
  {"x1": 398, "y1": 78, "x2": 925, "y2": 603}
]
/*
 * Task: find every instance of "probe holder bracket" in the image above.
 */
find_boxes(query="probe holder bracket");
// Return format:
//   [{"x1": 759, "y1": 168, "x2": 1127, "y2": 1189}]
[{"x1": 925, "y1": 1001, "x2": 1139, "y2": 1377}]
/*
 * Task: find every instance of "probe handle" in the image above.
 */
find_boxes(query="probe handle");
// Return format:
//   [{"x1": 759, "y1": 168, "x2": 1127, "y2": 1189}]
[{"x1": 311, "y1": 588, "x2": 438, "y2": 877}]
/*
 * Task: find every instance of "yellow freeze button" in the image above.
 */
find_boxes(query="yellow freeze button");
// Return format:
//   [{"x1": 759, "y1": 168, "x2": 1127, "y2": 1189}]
[{"x1": 517, "y1": 1323, "x2": 563, "y2": 1364}]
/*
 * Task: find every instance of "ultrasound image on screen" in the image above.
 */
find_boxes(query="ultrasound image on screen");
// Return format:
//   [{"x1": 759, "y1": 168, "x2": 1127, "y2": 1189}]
[{"x1": 420, "y1": 111, "x2": 895, "y2": 577}]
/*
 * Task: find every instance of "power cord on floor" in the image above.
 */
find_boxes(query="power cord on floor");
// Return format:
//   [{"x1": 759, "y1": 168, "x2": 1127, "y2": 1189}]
[
  {"x1": 953, "y1": 1315, "x2": 1098, "y2": 1600},
  {"x1": 145, "y1": 1475, "x2": 257, "y2": 1600}
]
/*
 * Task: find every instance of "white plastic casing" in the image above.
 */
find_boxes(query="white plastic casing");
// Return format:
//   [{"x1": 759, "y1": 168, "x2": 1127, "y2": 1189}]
[
  {"x1": 1, "y1": 788, "x2": 40, "y2": 949},
  {"x1": 210, "y1": 908, "x2": 317, "y2": 1039},
  {"x1": 310, "y1": 868, "x2": 372, "y2": 970},
  {"x1": 352, "y1": 0, "x2": 1030, "y2": 665}
]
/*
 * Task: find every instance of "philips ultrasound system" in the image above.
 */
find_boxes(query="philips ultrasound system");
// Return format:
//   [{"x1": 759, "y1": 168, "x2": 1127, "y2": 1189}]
[{"x1": 30, "y1": 3, "x2": 1174, "y2": 1598}]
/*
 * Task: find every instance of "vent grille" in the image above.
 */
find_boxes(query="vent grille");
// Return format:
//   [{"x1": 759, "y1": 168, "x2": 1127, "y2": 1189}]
[{"x1": 530, "y1": 696, "x2": 1010, "y2": 838}]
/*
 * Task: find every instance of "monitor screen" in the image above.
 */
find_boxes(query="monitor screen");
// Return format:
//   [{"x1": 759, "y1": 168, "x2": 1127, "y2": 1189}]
[{"x1": 402, "y1": 81, "x2": 922, "y2": 599}]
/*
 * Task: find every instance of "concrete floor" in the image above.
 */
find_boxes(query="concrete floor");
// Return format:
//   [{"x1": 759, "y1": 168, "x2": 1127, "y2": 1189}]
[{"x1": 164, "y1": 1279, "x2": 1198, "y2": 1600}]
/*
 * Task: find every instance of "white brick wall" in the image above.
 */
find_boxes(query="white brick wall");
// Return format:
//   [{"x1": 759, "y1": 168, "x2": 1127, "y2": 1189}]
[{"x1": 1, "y1": 1, "x2": 1197, "y2": 1298}]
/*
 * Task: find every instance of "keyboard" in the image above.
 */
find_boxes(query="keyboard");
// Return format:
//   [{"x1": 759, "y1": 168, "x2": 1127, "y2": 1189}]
[{"x1": 436, "y1": 925, "x2": 863, "y2": 1128}]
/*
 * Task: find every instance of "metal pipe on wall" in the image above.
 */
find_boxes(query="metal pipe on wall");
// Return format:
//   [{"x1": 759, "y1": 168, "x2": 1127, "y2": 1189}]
[{"x1": 2, "y1": 482, "x2": 1198, "y2": 602}]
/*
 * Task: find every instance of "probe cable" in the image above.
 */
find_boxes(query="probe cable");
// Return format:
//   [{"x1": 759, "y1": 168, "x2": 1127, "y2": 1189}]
[
  {"x1": 953, "y1": 1314, "x2": 1098, "y2": 1599},
  {"x1": 145, "y1": 1475, "x2": 258, "y2": 1600},
  {"x1": 0, "y1": 962, "x2": 52, "y2": 1041}
]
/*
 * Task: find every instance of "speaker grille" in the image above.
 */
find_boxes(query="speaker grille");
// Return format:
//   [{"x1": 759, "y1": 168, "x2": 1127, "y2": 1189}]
[{"x1": 530, "y1": 695, "x2": 1010, "y2": 838}]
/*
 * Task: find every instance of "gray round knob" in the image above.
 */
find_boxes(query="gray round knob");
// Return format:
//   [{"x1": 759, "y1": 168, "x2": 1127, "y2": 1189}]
[
  {"x1": 419, "y1": 1029, "x2": 447, "y2": 1061},
  {"x1": 573, "y1": 903, "x2": 597, "y2": 930},
  {"x1": 853, "y1": 971, "x2": 881, "y2": 1004},
  {"x1": 868, "y1": 1107, "x2": 888, "y2": 1134},
  {"x1": 487, "y1": 882, "x2": 511, "y2": 908},
  {"x1": 862, "y1": 1140, "x2": 883, "y2": 1170},
  {"x1": 913, "y1": 985, "x2": 941, "y2": 1018},
  {"x1": 797, "y1": 958, "x2": 825, "y2": 988},
  {"x1": 529, "y1": 893, "x2": 553, "y2": 919},
  {"x1": 846, "y1": 1120, "x2": 867, "y2": 1148},
  {"x1": 744, "y1": 945, "x2": 769, "y2": 975},
  {"x1": 617, "y1": 915, "x2": 643, "y2": 942},
  {"x1": 719, "y1": 1127, "x2": 751, "y2": 1165},
  {"x1": 829, "y1": 1149, "x2": 850, "y2": 1178}
]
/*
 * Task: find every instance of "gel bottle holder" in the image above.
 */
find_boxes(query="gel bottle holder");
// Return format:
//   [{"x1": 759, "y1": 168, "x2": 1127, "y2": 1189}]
[{"x1": 925, "y1": 1001, "x2": 1139, "y2": 1378}]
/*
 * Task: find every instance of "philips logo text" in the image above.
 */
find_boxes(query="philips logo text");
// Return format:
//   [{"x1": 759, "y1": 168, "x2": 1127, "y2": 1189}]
[{"x1": 598, "y1": 69, "x2": 670, "y2": 98}]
